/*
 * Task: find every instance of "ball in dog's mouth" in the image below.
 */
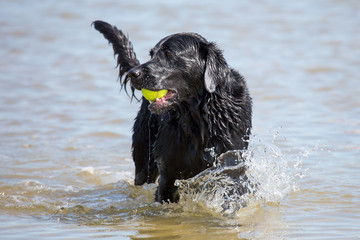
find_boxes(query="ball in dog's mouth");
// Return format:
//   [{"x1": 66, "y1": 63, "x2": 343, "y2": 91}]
[
  {"x1": 141, "y1": 89, "x2": 168, "y2": 103},
  {"x1": 143, "y1": 89, "x2": 178, "y2": 114}
]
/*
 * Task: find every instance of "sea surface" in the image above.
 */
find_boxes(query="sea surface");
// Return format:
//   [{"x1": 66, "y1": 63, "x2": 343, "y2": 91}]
[{"x1": 0, "y1": 0, "x2": 359, "y2": 239}]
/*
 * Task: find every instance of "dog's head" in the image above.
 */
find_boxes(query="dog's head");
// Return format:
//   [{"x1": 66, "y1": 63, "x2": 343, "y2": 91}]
[{"x1": 127, "y1": 33, "x2": 230, "y2": 114}]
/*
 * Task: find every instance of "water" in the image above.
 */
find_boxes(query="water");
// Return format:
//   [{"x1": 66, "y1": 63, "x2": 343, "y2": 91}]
[{"x1": 1, "y1": 0, "x2": 359, "y2": 239}]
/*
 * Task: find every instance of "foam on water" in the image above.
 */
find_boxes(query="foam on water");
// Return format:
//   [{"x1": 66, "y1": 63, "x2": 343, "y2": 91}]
[{"x1": 77, "y1": 166, "x2": 133, "y2": 185}]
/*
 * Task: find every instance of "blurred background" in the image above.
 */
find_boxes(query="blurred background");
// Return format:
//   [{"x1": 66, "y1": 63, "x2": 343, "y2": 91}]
[{"x1": 0, "y1": 0, "x2": 359, "y2": 239}]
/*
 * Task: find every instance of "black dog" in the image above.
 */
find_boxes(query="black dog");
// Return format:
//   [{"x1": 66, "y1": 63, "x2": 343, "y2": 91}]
[{"x1": 93, "y1": 21, "x2": 252, "y2": 203}]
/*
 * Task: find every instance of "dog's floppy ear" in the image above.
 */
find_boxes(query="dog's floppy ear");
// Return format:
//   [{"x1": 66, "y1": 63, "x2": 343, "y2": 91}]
[{"x1": 203, "y1": 43, "x2": 230, "y2": 93}]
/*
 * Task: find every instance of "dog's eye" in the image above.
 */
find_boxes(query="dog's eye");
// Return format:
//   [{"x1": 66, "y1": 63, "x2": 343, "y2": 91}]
[
  {"x1": 160, "y1": 45, "x2": 173, "y2": 59},
  {"x1": 164, "y1": 49, "x2": 173, "y2": 58}
]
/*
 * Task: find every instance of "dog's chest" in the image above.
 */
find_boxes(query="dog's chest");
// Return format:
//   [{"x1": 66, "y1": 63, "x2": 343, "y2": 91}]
[
  {"x1": 153, "y1": 114, "x2": 210, "y2": 174},
  {"x1": 156, "y1": 115, "x2": 195, "y2": 150}
]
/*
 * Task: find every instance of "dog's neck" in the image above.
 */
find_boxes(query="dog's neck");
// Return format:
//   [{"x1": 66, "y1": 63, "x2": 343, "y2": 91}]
[{"x1": 173, "y1": 90, "x2": 238, "y2": 142}]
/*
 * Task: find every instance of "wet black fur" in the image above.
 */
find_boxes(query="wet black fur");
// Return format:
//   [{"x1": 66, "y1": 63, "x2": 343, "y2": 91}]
[{"x1": 93, "y1": 20, "x2": 252, "y2": 203}]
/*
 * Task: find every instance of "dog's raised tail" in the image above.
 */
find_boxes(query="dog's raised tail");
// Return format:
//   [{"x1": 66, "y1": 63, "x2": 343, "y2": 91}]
[{"x1": 93, "y1": 20, "x2": 140, "y2": 97}]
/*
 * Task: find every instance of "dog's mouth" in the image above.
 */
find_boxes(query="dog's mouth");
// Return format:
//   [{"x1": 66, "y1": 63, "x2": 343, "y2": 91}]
[{"x1": 144, "y1": 89, "x2": 178, "y2": 114}]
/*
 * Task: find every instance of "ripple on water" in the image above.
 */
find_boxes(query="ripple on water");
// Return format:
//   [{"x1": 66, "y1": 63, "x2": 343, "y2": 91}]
[{"x1": 0, "y1": 136, "x2": 314, "y2": 229}]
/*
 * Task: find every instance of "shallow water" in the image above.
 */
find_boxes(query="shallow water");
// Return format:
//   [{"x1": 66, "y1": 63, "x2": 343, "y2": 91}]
[{"x1": 1, "y1": 0, "x2": 359, "y2": 239}]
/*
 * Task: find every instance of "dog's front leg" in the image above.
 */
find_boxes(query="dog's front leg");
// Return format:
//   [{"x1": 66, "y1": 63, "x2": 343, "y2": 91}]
[{"x1": 155, "y1": 174, "x2": 179, "y2": 203}]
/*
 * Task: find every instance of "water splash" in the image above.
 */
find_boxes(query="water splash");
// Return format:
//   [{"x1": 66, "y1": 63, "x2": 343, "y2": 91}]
[{"x1": 176, "y1": 136, "x2": 306, "y2": 216}]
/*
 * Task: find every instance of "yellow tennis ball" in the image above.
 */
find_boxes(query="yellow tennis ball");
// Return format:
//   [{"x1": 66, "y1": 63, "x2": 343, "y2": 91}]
[
  {"x1": 141, "y1": 89, "x2": 168, "y2": 102},
  {"x1": 156, "y1": 89, "x2": 168, "y2": 99}
]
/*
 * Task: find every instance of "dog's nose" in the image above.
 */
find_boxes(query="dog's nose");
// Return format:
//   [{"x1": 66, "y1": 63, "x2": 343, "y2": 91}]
[{"x1": 128, "y1": 68, "x2": 142, "y2": 79}]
